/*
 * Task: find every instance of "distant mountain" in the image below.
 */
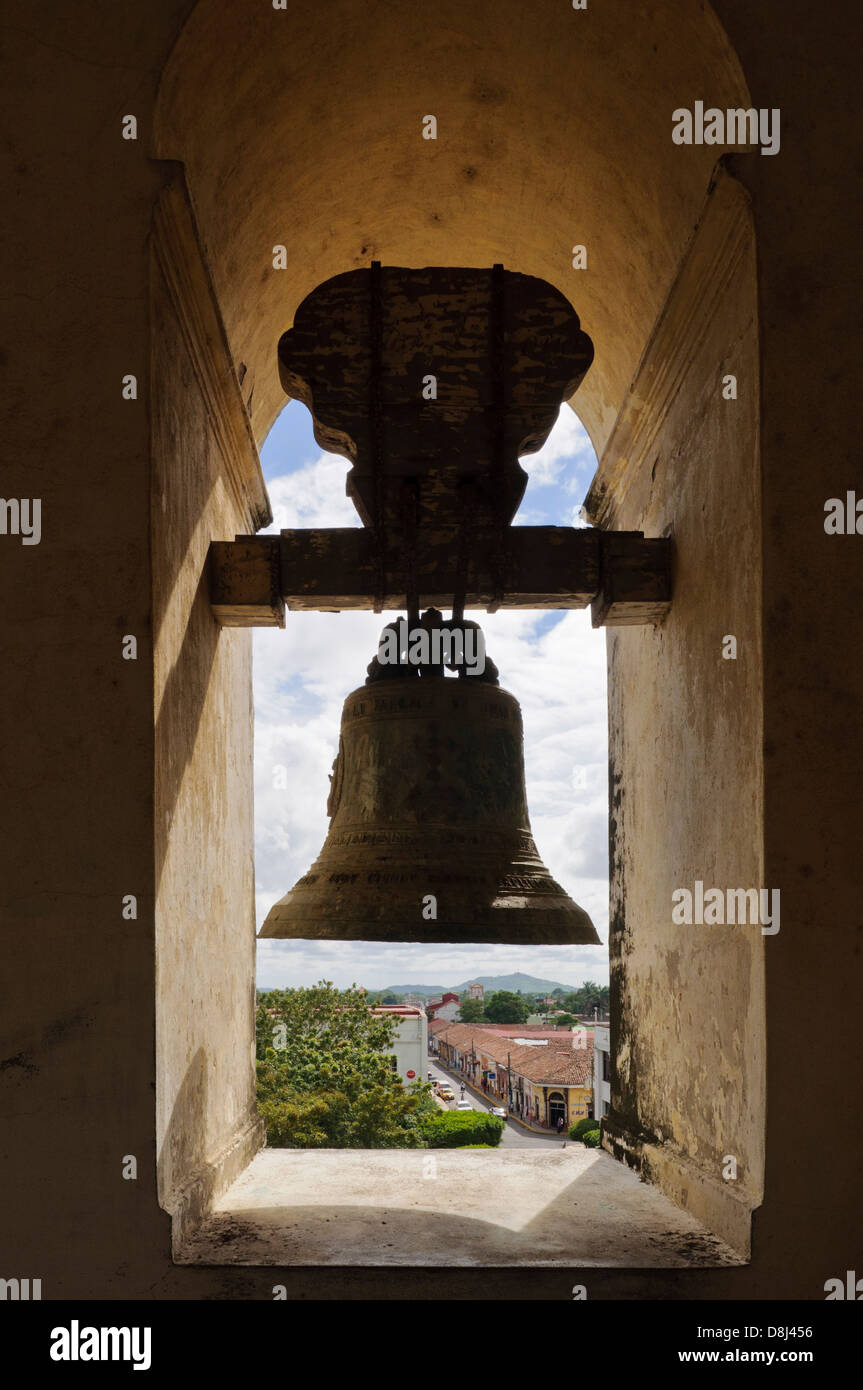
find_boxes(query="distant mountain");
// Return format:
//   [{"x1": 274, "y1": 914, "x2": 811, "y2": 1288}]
[
  {"x1": 379, "y1": 972, "x2": 581, "y2": 997},
  {"x1": 373, "y1": 984, "x2": 449, "y2": 998},
  {"x1": 258, "y1": 972, "x2": 591, "y2": 998},
  {"x1": 257, "y1": 983, "x2": 450, "y2": 997},
  {"x1": 448, "y1": 972, "x2": 580, "y2": 995}
]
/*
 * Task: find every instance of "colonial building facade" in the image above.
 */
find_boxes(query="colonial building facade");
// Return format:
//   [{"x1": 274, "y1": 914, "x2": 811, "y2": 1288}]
[
  {"x1": 372, "y1": 1006, "x2": 428, "y2": 1085},
  {"x1": 432, "y1": 1023, "x2": 594, "y2": 1131}
]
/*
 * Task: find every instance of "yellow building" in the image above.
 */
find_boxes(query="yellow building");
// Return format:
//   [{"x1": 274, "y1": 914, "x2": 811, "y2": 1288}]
[{"x1": 436, "y1": 1024, "x2": 594, "y2": 1131}]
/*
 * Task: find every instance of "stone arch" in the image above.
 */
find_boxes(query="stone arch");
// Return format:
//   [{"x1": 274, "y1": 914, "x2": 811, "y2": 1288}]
[
  {"x1": 152, "y1": 0, "x2": 751, "y2": 452},
  {"x1": 149, "y1": 0, "x2": 764, "y2": 1262}
]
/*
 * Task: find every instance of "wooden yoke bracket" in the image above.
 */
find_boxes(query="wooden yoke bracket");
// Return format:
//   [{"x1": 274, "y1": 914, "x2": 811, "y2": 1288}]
[
  {"x1": 208, "y1": 527, "x2": 672, "y2": 629},
  {"x1": 210, "y1": 265, "x2": 672, "y2": 631}
]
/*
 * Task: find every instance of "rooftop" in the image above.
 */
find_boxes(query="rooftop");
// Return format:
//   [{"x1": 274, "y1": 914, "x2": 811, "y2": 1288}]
[
  {"x1": 370, "y1": 1005, "x2": 426, "y2": 1017},
  {"x1": 435, "y1": 1023, "x2": 594, "y2": 1087}
]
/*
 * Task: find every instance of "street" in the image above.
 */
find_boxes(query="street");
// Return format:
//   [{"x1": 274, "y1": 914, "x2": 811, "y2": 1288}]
[{"x1": 425, "y1": 1057, "x2": 565, "y2": 1149}]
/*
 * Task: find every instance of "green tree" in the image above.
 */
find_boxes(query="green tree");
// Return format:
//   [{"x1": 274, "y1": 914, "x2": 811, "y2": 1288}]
[
  {"x1": 554, "y1": 1012, "x2": 578, "y2": 1028},
  {"x1": 255, "y1": 981, "x2": 431, "y2": 1148},
  {"x1": 458, "y1": 997, "x2": 486, "y2": 1023},
  {"x1": 579, "y1": 980, "x2": 607, "y2": 1013},
  {"x1": 484, "y1": 990, "x2": 530, "y2": 1024},
  {"x1": 562, "y1": 982, "x2": 609, "y2": 1017}
]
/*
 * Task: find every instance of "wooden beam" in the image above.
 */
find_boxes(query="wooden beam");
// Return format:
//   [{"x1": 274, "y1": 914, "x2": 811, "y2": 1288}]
[
  {"x1": 207, "y1": 527, "x2": 672, "y2": 625},
  {"x1": 279, "y1": 526, "x2": 600, "y2": 611},
  {"x1": 590, "y1": 531, "x2": 673, "y2": 627},
  {"x1": 209, "y1": 535, "x2": 284, "y2": 627}
]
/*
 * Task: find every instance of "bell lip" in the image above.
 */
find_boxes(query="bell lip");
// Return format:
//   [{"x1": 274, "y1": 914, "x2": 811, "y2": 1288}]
[
  {"x1": 258, "y1": 905, "x2": 601, "y2": 947},
  {"x1": 257, "y1": 927, "x2": 602, "y2": 945}
]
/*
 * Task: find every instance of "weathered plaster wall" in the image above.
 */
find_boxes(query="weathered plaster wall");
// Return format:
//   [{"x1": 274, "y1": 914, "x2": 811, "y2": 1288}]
[
  {"x1": 150, "y1": 179, "x2": 268, "y2": 1253},
  {"x1": 586, "y1": 170, "x2": 764, "y2": 1255},
  {"x1": 0, "y1": 2, "x2": 193, "y2": 1298},
  {"x1": 710, "y1": 0, "x2": 863, "y2": 1294}
]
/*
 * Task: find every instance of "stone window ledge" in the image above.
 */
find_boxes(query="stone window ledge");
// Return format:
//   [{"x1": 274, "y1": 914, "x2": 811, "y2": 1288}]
[{"x1": 176, "y1": 1146, "x2": 744, "y2": 1267}]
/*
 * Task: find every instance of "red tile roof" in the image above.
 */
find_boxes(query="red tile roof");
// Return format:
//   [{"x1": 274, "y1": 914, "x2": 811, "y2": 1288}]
[
  {"x1": 478, "y1": 1023, "x2": 583, "y2": 1037},
  {"x1": 370, "y1": 1005, "x2": 425, "y2": 1016},
  {"x1": 434, "y1": 1023, "x2": 594, "y2": 1087}
]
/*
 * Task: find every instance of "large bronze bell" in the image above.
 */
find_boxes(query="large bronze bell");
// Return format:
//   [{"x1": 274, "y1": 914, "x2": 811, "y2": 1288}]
[{"x1": 259, "y1": 623, "x2": 599, "y2": 946}]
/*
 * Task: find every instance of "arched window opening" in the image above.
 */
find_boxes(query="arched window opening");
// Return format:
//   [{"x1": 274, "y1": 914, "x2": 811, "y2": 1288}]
[
  {"x1": 253, "y1": 397, "x2": 609, "y2": 1151},
  {"x1": 150, "y1": 0, "x2": 763, "y2": 1272}
]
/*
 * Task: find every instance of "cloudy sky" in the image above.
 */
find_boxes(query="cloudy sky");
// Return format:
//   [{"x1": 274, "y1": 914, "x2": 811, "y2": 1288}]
[{"x1": 253, "y1": 402, "x2": 610, "y2": 993}]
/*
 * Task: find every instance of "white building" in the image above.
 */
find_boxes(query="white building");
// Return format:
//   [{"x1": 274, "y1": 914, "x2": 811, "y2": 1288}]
[
  {"x1": 593, "y1": 1023, "x2": 611, "y2": 1120},
  {"x1": 371, "y1": 1006, "x2": 428, "y2": 1084},
  {"x1": 427, "y1": 991, "x2": 460, "y2": 1023}
]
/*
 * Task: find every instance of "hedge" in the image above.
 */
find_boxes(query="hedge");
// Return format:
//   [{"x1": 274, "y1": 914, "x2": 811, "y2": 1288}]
[
  {"x1": 419, "y1": 1111, "x2": 504, "y2": 1148},
  {"x1": 581, "y1": 1128, "x2": 602, "y2": 1148},
  {"x1": 569, "y1": 1116, "x2": 600, "y2": 1141}
]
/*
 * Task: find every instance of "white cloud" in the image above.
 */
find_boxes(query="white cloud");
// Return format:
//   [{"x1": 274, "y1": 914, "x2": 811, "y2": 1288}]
[
  {"x1": 519, "y1": 405, "x2": 596, "y2": 487},
  {"x1": 261, "y1": 449, "x2": 360, "y2": 532},
  {"x1": 255, "y1": 940, "x2": 608, "y2": 993}
]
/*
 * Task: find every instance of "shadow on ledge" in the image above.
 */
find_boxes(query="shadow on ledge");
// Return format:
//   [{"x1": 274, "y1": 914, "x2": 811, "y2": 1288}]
[{"x1": 176, "y1": 1146, "x2": 743, "y2": 1268}]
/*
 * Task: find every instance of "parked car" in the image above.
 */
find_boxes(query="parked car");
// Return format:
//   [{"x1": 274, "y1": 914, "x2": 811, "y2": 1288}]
[
  {"x1": 490, "y1": 1106, "x2": 507, "y2": 1120},
  {"x1": 456, "y1": 1100, "x2": 473, "y2": 1111},
  {"x1": 438, "y1": 1085, "x2": 455, "y2": 1100}
]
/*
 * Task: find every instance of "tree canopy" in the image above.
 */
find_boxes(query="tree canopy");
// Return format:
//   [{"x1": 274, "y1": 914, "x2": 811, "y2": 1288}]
[
  {"x1": 484, "y1": 990, "x2": 531, "y2": 1024},
  {"x1": 255, "y1": 982, "x2": 435, "y2": 1148},
  {"x1": 561, "y1": 981, "x2": 609, "y2": 1017}
]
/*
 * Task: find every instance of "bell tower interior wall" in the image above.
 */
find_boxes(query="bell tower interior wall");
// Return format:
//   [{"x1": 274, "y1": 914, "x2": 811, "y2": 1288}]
[
  {"x1": 151, "y1": 174, "x2": 268, "y2": 1253},
  {"x1": 586, "y1": 168, "x2": 764, "y2": 1255}
]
